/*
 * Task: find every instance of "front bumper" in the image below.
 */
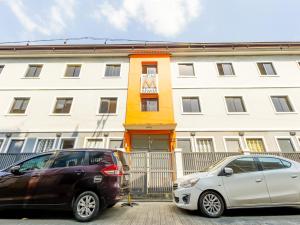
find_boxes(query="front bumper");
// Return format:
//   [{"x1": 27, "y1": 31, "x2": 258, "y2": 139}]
[{"x1": 173, "y1": 186, "x2": 202, "y2": 210}]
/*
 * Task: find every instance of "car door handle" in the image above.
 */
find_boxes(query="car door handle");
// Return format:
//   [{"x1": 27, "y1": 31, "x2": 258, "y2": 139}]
[
  {"x1": 291, "y1": 175, "x2": 298, "y2": 179},
  {"x1": 256, "y1": 178, "x2": 263, "y2": 183},
  {"x1": 74, "y1": 169, "x2": 84, "y2": 175}
]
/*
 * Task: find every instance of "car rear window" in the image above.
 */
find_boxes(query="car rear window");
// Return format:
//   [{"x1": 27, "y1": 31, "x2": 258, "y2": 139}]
[
  {"x1": 51, "y1": 151, "x2": 85, "y2": 168},
  {"x1": 89, "y1": 152, "x2": 114, "y2": 165}
]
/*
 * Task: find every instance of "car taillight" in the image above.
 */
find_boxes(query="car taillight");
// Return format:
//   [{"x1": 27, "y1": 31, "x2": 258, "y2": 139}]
[{"x1": 101, "y1": 164, "x2": 122, "y2": 176}]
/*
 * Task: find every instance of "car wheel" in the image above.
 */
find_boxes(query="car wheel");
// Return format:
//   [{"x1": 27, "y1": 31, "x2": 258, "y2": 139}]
[
  {"x1": 73, "y1": 191, "x2": 100, "y2": 222},
  {"x1": 199, "y1": 191, "x2": 224, "y2": 218}
]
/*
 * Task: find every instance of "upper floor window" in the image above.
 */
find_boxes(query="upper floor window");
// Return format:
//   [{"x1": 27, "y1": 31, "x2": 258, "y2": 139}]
[
  {"x1": 0, "y1": 65, "x2": 4, "y2": 74},
  {"x1": 53, "y1": 98, "x2": 73, "y2": 114},
  {"x1": 271, "y1": 96, "x2": 294, "y2": 112},
  {"x1": 217, "y1": 63, "x2": 235, "y2": 76},
  {"x1": 99, "y1": 98, "x2": 117, "y2": 114},
  {"x1": 65, "y1": 65, "x2": 81, "y2": 77},
  {"x1": 257, "y1": 62, "x2": 277, "y2": 75},
  {"x1": 141, "y1": 98, "x2": 158, "y2": 112},
  {"x1": 142, "y1": 63, "x2": 157, "y2": 74},
  {"x1": 182, "y1": 97, "x2": 201, "y2": 113},
  {"x1": 105, "y1": 64, "x2": 121, "y2": 77},
  {"x1": 225, "y1": 97, "x2": 246, "y2": 113},
  {"x1": 25, "y1": 65, "x2": 42, "y2": 78},
  {"x1": 9, "y1": 97, "x2": 30, "y2": 114},
  {"x1": 178, "y1": 63, "x2": 195, "y2": 76}
]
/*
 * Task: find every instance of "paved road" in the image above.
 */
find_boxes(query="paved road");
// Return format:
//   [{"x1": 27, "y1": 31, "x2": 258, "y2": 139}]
[{"x1": 0, "y1": 202, "x2": 300, "y2": 225}]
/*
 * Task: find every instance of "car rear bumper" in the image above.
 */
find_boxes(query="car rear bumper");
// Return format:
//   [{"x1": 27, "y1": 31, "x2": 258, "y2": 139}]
[{"x1": 173, "y1": 187, "x2": 202, "y2": 210}]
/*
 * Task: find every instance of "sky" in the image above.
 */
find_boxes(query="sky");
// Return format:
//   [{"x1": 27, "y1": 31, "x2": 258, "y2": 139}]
[{"x1": 0, "y1": 0, "x2": 300, "y2": 45}]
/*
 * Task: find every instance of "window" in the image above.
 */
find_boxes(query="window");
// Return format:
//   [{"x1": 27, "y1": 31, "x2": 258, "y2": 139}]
[
  {"x1": 257, "y1": 62, "x2": 277, "y2": 75},
  {"x1": 217, "y1": 63, "x2": 235, "y2": 75},
  {"x1": 271, "y1": 96, "x2": 294, "y2": 112},
  {"x1": 59, "y1": 138, "x2": 75, "y2": 149},
  {"x1": 277, "y1": 138, "x2": 295, "y2": 152},
  {"x1": 89, "y1": 152, "x2": 113, "y2": 165},
  {"x1": 225, "y1": 97, "x2": 246, "y2": 113},
  {"x1": 7, "y1": 139, "x2": 25, "y2": 153},
  {"x1": 141, "y1": 98, "x2": 158, "y2": 112},
  {"x1": 53, "y1": 98, "x2": 73, "y2": 114},
  {"x1": 258, "y1": 157, "x2": 288, "y2": 170},
  {"x1": 109, "y1": 139, "x2": 124, "y2": 149},
  {"x1": 177, "y1": 139, "x2": 192, "y2": 152},
  {"x1": 0, "y1": 139, "x2": 4, "y2": 151},
  {"x1": 225, "y1": 138, "x2": 242, "y2": 152},
  {"x1": 246, "y1": 138, "x2": 266, "y2": 152},
  {"x1": 0, "y1": 65, "x2": 4, "y2": 74},
  {"x1": 9, "y1": 98, "x2": 30, "y2": 114},
  {"x1": 142, "y1": 64, "x2": 157, "y2": 74},
  {"x1": 19, "y1": 154, "x2": 52, "y2": 173},
  {"x1": 65, "y1": 65, "x2": 81, "y2": 77},
  {"x1": 178, "y1": 63, "x2": 195, "y2": 76},
  {"x1": 182, "y1": 97, "x2": 201, "y2": 113},
  {"x1": 226, "y1": 157, "x2": 258, "y2": 174},
  {"x1": 35, "y1": 139, "x2": 55, "y2": 153},
  {"x1": 25, "y1": 65, "x2": 42, "y2": 77},
  {"x1": 196, "y1": 138, "x2": 215, "y2": 152},
  {"x1": 51, "y1": 151, "x2": 85, "y2": 168},
  {"x1": 105, "y1": 64, "x2": 121, "y2": 77},
  {"x1": 99, "y1": 98, "x2": 117, "y2": 114},
  {"x1": 85, "y1": 138, "x2": 104, "y2": 148}
]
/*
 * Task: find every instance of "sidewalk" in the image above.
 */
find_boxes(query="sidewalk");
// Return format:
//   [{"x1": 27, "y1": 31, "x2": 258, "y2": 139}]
[{"x1": 0, "y1": 202, "x2": 300, "y2": 225}]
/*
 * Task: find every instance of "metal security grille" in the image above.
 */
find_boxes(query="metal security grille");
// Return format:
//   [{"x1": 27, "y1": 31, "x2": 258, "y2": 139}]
[{"x1": 126, "y1": 152, "x2": 175, "y2": 199}]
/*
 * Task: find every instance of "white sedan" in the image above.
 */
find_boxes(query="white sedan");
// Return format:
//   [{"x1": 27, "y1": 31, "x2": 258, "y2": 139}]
[{"x1": 173, "y1": 155, "x2": 300, "y2": 217}]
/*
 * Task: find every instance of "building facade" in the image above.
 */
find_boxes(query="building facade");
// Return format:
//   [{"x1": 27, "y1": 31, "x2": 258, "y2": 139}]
[{"x1": 0, "y1": 43, "x2": 300, "y2": 154}]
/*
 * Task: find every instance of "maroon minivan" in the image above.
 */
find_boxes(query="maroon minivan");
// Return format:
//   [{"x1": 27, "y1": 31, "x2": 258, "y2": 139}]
[{"x1": 0, "y1": 149, "x2": 130, "y2": 222}]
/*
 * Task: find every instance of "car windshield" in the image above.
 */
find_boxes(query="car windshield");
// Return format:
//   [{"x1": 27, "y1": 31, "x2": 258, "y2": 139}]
[{"x1": 201, "y1": 157, "x2": 229, "y2": 172}]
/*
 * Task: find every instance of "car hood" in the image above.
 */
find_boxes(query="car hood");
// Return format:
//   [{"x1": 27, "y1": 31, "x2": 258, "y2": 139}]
[{"x1": 175, "y1": 171, "x2": 209, "y2": 184}]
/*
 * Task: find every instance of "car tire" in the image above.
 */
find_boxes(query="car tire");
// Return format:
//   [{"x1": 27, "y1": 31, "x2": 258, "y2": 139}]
[
  {"x1": 73, "y1": 191, "x2": 100, "y2": 222},
  {"x1": 199, "y1": 191, "x2": 225, "y2": 218}
]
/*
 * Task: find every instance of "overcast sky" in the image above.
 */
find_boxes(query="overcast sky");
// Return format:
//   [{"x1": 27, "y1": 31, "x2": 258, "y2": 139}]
[{"x1": 0, "y1": 0, "x2": 300, "y2": 44}]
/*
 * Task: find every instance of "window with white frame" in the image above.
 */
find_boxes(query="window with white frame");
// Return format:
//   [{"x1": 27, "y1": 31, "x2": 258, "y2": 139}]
[
  {"x1": 196, "y1": 138, "x2": 214, "y2": 152},
  {"x1": 141, "y1": 98, "x2": 158, "y2": 112},
  {"x1": 99, "y1": 98, "x2": 117, "y2": 114},
  {"x1": 65, "y1": 65, "x2": 81, "y2": 77},
  {"x1": 105, "y1": 64, "x2": 121, "y2": 77},
  {"x1": 177, "y1": 139, "x2": 192, "y2": 152},
  {"x1": 53, "y1": 98, "x2": 73, "y2": 114},
  {"x1": 0, "y1": 139, "x2": 4, "y2": 151},
  {"x1": 85, "y1": 138, "x2": 104, "y2": 148},
  {"x1": 257, "y1": 62, "x2": 277, "y2": 75},
  {"x1": 271, "y1": 96, "x2": 294, "y2": 112},
  {"x1": 9, "y1": 97, "x2": 30, "y2": 114},
  {"x1": 178, "y1": 63, "x2": 195, "y2": 76},
  {"x1": 60, "y1": 138, "x2": 76, "y2": 149},
  {"x1": 7, "y1": 139, "x2": 25, "y2": 153},
  {"x1": 25, "y1": 65, "x2": 43, "y2": 78},
  {"x1": 217, "y1": 63, "x2": 235, "y2": 76},
  {"x1": 225, "y1": 138, "x2": 242, "y2": 152},
  {"x1": 277, "y1": 138, "x2": 295, "y2": 152},
  {"x1": 109, "y1": 139, "x2": 123, "y2": 149},
  {"x1": 246, "y1": 138, "x2": 266, "y2": 152},
  {"x1": 35, "y1": 139, "x2": 55, "y2": 153},
  {"x1": 0, "y1": 65, "x2": 4, "y2": 74},
  {"x1": 182, "y1": 97, "x2": 201, "y2": 113},
  {"x1": 225, "y1": 97, "x2": 246, "y2": 113}
]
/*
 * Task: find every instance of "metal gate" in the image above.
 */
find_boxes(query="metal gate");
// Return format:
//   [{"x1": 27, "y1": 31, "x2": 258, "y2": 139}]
[{"x1": 126, "y1": 152, "x2": 175, "y2": 199}]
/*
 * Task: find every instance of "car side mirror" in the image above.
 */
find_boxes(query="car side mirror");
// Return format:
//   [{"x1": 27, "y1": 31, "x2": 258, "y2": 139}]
[
  {"x1": 223, "y1": 167, "x2": 233, "y2": 176},
  {"x1": 10, "y1": 165, "x2": 21, "y2": 175}
]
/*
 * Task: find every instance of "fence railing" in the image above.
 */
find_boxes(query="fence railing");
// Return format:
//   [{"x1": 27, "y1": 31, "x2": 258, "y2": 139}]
[{"x1": 0, "y1": 153, "x2": 37, "y2": 170}]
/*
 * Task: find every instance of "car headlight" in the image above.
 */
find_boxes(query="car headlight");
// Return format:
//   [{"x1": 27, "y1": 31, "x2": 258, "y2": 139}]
[{"x1": 179, "y1": 177, "x2": 200, "y2": 188}]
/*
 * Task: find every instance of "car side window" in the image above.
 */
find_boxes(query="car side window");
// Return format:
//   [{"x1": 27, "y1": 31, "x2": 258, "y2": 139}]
[
  {"x1": 259, "y1": 157, "x2": 286, "y2": 170},
  {"x1": 52, "y1": 151, "x2": 85, "y2": 168},
  {"x1": 281, "y1": 159, "x2": 292, "y2": 168},
  {"x1": 89, "y1": 152, "x2": 113, "y2": 165},
  {"x1": 19, "y1": 154, "x2": 52, "y2": 173},
  {"x1": 226, "y1": 157, "x2": 258, "y2": 174}
]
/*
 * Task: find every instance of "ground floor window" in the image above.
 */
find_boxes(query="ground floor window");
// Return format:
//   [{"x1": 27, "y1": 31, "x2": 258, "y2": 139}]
[
  {"x1": 224, "y1": 138, "x2": 242, "y2": 152},
  {"x1": 35, "y1": 139, "x2": 55, "y2": 153},
  {"x1": 196, "y1": 138, "x2": 215, "y2": 152},
  {"x1": 85, "y1": 138, "x2": 104, "y2": 148},
  {"x1": 60, "y1": 138, "x2": 76, "y2": 149},
  {"x1": 277, "y1": 138, "x2": 295, "y2": 152},
  {"x1": 176, "y1": 139, "x2": 192, "y2": 152},
  {"x1": 109, "y1": 139, "x2": 123, "y2": 149},
  {"x1": 0, "y1": 139, "x2": 4, "y2": 151},
  {"x1": 7, "y1": 139, "x2": 25, "y2": 153},
  {"x1": 246, "y1": 138, "x2": 266, "y2": 152}
]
